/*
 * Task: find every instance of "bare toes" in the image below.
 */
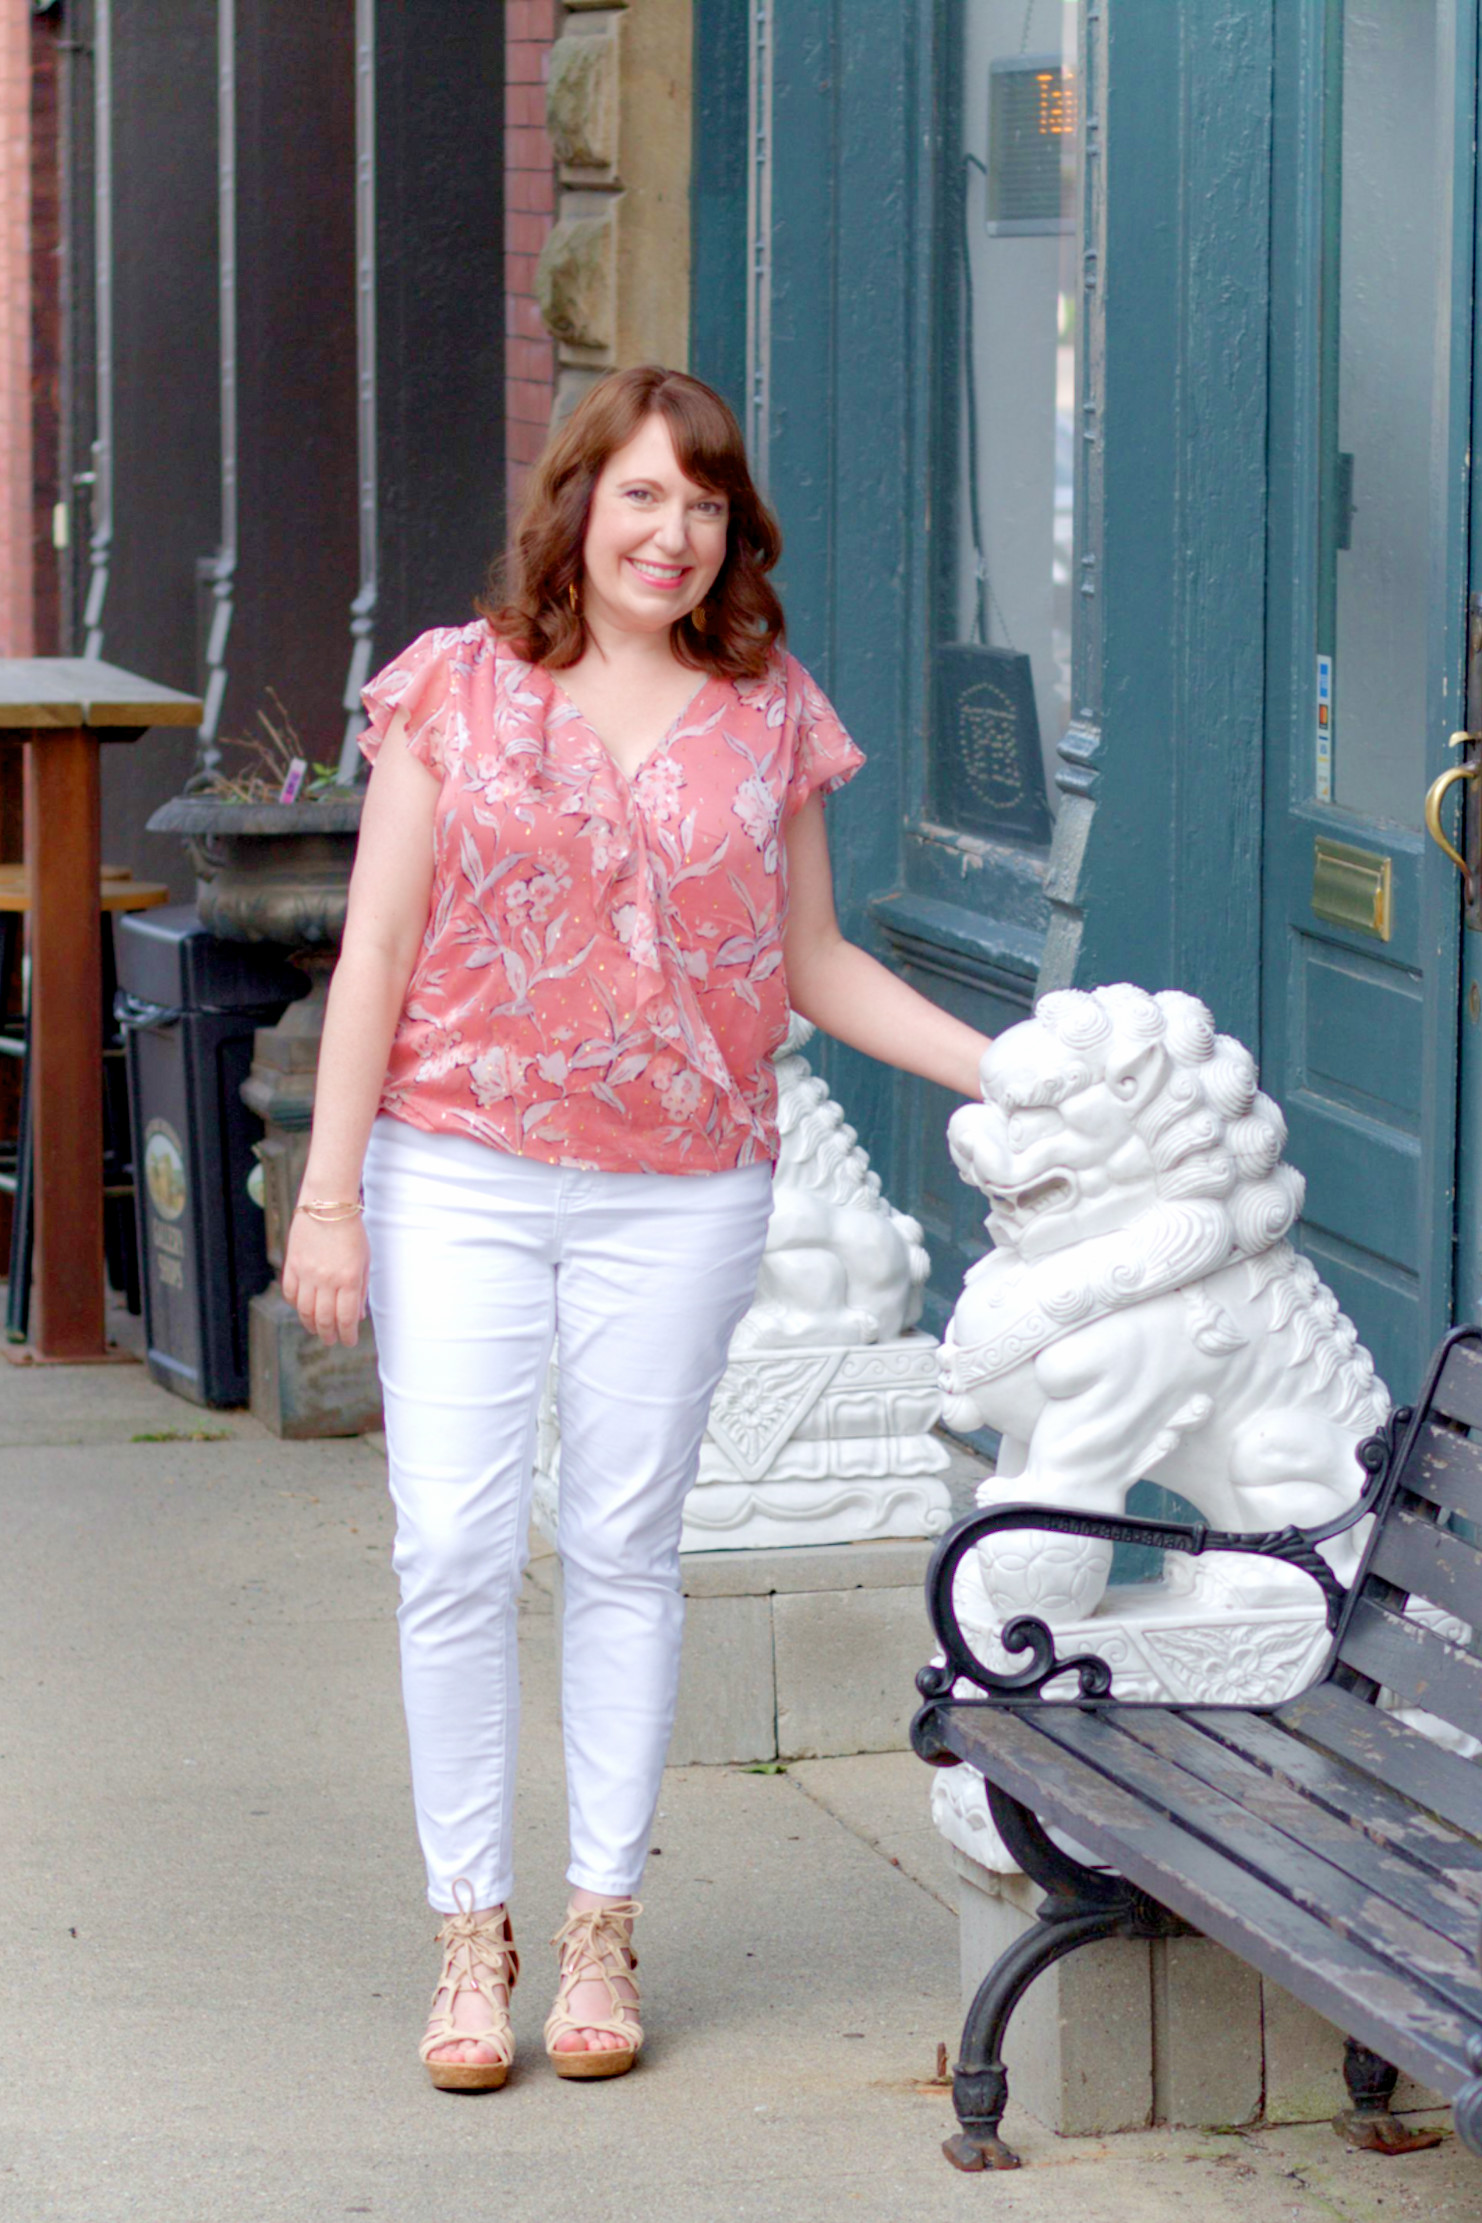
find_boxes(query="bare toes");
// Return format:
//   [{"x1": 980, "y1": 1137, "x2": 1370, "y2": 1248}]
[{"x1": 430, "y1": 2037, "x2": 496, "y2": 2065}]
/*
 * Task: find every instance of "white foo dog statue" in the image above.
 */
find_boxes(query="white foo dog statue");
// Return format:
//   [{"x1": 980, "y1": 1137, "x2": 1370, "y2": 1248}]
[
  {"x1": 534, "y1": 1016, "x2": 951, "y2": 1551},
  {"x1": 940, "y1": 984, "x2": 1389, "y2": 1624},
  {"x1": 685, "y1": 1015, "x2": 949, "y2": 1547},
  {"x1": 731, "y1": 1013, "x2": 931, "y2": 1351}
]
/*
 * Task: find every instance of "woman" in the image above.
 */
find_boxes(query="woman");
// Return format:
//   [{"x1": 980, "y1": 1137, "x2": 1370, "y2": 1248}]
[{"x1": 283, "y1": 366, "x2": 990, "y2": 2091}]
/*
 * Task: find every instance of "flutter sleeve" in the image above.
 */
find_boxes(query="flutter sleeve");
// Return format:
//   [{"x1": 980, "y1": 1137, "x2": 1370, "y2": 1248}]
[
  {"x1": 359, "y1": 627, "x2": 469, "y2": 775},
  {"x1": 784, "y1": 659, "x2": 867, "y2": 820}
]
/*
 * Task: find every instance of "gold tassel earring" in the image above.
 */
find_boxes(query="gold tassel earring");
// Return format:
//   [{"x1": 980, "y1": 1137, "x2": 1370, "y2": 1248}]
[
  {"x1": 693, "y1": 603, "x2": 708, "y2": 634},
  {"x1": 567, "y1": 580, "x2": 580, "y2": 614}
]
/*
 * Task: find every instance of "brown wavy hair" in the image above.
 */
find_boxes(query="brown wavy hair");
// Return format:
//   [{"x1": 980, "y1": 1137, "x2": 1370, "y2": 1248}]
[{"x1": 481, "y1": 365, "x2": 784, "y2": 678}]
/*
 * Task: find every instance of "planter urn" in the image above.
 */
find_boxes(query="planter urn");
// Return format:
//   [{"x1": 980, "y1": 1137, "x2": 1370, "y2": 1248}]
[{"x1": 146, "y1": 793, "x2": 380, "y2": 1437}]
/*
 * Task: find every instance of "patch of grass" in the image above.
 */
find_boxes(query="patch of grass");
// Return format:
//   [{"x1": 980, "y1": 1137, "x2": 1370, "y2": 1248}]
[
  {"x1": 740, "y1": 1762, "x2": 788, "y2": 1775},
  {"x1": 129, "y1": 1429, "x2": 233, "y2": 1443}
]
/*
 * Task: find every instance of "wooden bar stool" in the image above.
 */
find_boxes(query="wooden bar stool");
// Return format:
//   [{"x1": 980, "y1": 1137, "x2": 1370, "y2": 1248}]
[
  {"x1": 0, "y1": 660, "x2": 202, "y2": 1361},
  {"x1": 0, "y1": 868, "x2": 170, "y2": 1343}
]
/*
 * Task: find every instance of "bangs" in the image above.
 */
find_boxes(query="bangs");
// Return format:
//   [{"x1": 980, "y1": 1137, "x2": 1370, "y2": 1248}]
[{"x1": 653, "y1": 384, "x2": 753, "y2": 496}]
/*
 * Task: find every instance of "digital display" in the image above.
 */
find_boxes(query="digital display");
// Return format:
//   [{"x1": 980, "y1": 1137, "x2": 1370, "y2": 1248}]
[
  {"x1": 988, "y1": 58, "x2": 1076, "y2": 232},
  {"x1": 1035, "y1": 70, "x2": 1077, "y2": 138}
]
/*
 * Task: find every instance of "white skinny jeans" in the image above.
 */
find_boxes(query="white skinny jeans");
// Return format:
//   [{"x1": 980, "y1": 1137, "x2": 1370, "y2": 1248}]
[{"x1": 362, "y1": 1115, "x2": 773, "y2": 1912}]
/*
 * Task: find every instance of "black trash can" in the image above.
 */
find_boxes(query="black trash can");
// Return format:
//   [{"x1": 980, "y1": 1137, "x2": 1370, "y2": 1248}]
[{"x1": 117, "y1": 907, "x2": 305, "y2": 1407}]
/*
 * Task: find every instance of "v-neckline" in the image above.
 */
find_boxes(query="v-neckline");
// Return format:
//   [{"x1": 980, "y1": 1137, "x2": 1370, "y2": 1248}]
[{"x1": 547, "y1": 670, "x2": 716, "y2": 787}]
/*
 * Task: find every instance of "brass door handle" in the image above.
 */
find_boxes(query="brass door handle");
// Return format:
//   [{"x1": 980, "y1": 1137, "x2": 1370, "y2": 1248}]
[{"x1": 1425, "y1": 755, "x2": 1480, "y2": 898}]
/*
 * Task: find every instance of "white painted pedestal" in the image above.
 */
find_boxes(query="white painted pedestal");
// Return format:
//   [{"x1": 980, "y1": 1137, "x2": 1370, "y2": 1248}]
[{"x1": 533, "y1": 1533, "x2": 943, "y2": 1766}]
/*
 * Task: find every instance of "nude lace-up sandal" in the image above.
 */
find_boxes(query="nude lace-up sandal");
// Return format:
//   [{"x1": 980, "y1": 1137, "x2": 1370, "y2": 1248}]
[
  {"x1": 420, "y1": 1879, "x2": 519, "y2": 2092},
  {"x1": 543, "y1": 1898, "x2": 644, "y2": 2080}
]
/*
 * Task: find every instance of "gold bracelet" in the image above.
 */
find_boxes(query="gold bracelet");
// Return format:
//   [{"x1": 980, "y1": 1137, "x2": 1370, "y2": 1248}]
[{"x1": 295, "y1": 1197, "x2": 364, "y2": 1223}]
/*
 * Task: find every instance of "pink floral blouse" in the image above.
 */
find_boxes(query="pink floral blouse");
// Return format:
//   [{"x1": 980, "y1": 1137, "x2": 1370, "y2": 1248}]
[{"x1": 358, "y1": 621, "x2": 865, "y2": 1174}]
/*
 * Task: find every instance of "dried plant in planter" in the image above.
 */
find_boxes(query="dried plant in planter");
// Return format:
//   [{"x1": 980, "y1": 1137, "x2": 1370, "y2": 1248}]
[{"x1": 191, "y1": 693, "x2": 344, "y2": 804}]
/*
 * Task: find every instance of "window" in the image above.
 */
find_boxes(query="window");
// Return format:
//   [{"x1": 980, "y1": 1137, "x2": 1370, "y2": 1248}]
[
  {"x1": 1315, "y1": 1, "x2": 1439, "y2": 826},
  {"x1": 931, "y1": 0, "x2": 1080, "y2": 847}
]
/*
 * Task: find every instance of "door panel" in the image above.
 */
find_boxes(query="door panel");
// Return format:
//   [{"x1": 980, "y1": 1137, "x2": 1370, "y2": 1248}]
[
  {"x1": 1300, "y1": 946, "x2": 1424, "y2": 1127},
  {"x1": 1262, "y1": 0, "x2": 1473, "y2": 1405},
  {"x1": 1284, "y1": 1110, "x2": 1420, "y2": 1274}
]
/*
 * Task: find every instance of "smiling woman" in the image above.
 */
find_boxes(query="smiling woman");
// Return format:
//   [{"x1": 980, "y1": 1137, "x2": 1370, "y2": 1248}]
[
  {"x1": 278, "y1": 365, "x2": 991, "y2": 2098},
  {"x1": 483, "y1": 363, "x2": 784, "y2": 688}
]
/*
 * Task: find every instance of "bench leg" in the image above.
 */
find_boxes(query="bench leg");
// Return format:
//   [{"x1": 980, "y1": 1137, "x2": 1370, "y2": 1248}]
[
  {"x1": 946, "y1": 1905, "x2": 1134, "y2": 2171},
  {"x1": 1333, "y1": 2038, "x2": 1444, "y2": 2156},
  {"x1": 944, "y1": 1783, "x2": 1187, "y2": 2172}
]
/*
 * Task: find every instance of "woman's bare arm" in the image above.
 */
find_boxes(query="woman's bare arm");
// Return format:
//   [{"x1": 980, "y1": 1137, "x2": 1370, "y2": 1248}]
[
  {"x1": 780, "y1": 793, "x2": 990, "y2": 1098},
  {"x1": 280, "y1": 712, "x2": 439, "y2": 1345}
]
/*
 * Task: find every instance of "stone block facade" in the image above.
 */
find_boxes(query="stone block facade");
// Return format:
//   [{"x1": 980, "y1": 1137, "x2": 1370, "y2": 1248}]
[
  {"x1": 504, "y1": 2, "x2": 695, "y2": 520},
  {"x1": 537, "y1": 0, "x2": 693, "y2": 419}
]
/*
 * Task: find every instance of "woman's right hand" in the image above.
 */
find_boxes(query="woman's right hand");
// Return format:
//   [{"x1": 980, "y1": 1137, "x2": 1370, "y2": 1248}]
[{"x1": 281, "y1": 1211, "x2": 371, "y2": 1347}]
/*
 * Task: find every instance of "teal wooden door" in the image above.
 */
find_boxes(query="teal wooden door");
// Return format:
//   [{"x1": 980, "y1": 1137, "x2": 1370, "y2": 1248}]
[
  {"x1": 1452, "y1": 27, "x2": 1482, "y2": 1344},
  {"x1": 1261, "y1": 0, "x2": 1476, "y2": 1405}
]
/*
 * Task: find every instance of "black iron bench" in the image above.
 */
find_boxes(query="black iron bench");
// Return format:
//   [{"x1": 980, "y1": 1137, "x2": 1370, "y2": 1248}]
[{"x1": 912, "y1": 1324, "x2": 1482, "y2": 2172}]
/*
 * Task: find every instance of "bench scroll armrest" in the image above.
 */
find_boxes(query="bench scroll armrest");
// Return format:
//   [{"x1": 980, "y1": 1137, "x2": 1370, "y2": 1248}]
[{"x1": 914, "y1": 1417, "x2": 1401, "y2": 1720}]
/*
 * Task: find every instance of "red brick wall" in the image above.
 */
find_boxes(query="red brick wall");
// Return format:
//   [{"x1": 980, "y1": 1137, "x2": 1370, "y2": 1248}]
[
  {"x1": 30, "y1": 13, "x2": 59, "y2": 660},
  {"x1": 0, "y1": 3, "x2": 33, "y2": 661},
  {"x1": 505, "y1": 1, "x2": 558, "y2": 525}
]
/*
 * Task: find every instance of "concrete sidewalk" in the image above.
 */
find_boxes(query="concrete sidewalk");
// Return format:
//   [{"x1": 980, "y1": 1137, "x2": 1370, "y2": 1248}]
[{"x1": 0, "y1": 1345, "x2": 1476, "y2": 2223}]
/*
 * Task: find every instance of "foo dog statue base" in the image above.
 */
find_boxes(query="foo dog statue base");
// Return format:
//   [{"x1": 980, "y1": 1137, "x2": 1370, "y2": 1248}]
[
  {"x1": 929, "y1": 1564, "x2": 1332, "y2": 1876},
  {"x1": 531, "y1": 1334, "x2": 953, "y2": 1554},
  {"x1": 683, "y1": 1335, "x2": 952, "y2": 1551}
]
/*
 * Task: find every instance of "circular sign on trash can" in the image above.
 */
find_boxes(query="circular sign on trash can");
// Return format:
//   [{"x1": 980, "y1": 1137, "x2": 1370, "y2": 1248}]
[{"x1": 144, "y1": 1119, "x2": 188, "y2": 1221}]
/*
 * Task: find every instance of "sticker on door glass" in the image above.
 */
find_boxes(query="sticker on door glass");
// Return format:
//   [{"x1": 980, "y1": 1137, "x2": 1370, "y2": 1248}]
[
  {"x1": 1316, "y1": 654, "x2": 1333, "y2": 802},
  {"x1": 144, "y1": 1119, "x2": 187, "y2": 1222}
]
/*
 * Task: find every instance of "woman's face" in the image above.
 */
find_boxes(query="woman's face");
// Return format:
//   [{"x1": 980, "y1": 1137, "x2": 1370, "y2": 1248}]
[{"x1": 579, "y1": 413, "x2": 730, "y2": 641}]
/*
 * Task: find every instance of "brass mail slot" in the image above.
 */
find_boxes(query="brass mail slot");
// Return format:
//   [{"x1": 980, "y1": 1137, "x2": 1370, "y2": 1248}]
[{"x1": 1312, "y1": 838, "x2": 1393, "y2": 940}]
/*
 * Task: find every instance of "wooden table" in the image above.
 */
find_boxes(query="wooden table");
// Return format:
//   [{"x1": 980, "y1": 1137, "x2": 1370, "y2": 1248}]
[
  {"x1": 0, "y1": 864, "x2": 171, "y2": 914},
  {"x1": 0, "y1": 661, "x2": 203, "y2": 1360}
]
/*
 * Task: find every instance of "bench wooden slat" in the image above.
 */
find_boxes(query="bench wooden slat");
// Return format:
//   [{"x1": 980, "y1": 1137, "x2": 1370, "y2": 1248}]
[
  {"x1": 1275, "y1": 1682, "x2": 1482, "y2": 1836},
  {"x1": 1436, "y1": 1338, "x2": 1482, "y2": 1431},
  {"x1": 1187, "y1": 1706, "x2": 1482, "y2": 1897},
  {"x1": 1099, "y1": 1708, "x2": 1482, "y2": 1945},
  {"x1": 940, "y1": 1706, "x2": 1477, "y2": 2097},
  {"x1": 1035, "y1": 1710, "x2": 1482, "y2": 2002},
  {"x1": 1338, "y1": 1594, "x2": 1482, "y2": 1736},
  {"x1": 1367, "y1": 1503, "x2": 1482, "y2": 1626},
  {"x1": 1401, "y1": 1419, "x2": 1482, "y2": 1523}
]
